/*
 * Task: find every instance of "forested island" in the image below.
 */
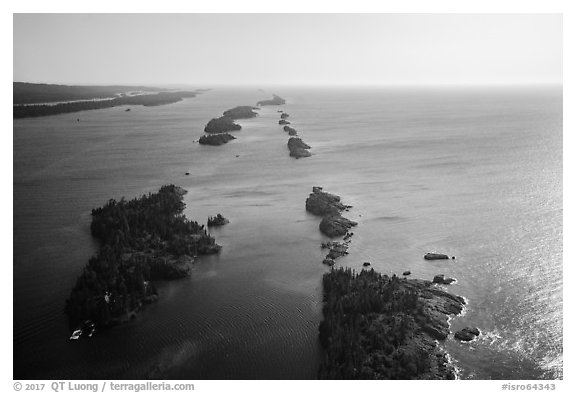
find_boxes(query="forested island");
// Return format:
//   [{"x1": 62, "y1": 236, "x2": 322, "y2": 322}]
[
  {"x1": 65, "y1": 185, "x2": 220, "y2": 334},
  {"x1": 198, "y1": 133, "x2": 236, "y2": 145},
  {"x1": 204, "y1": 106, "x2": 259, "y2": 134},
  {"x1": 318, "y1": 268, "x2": 466, "y2": 379},
  {"x1": 14, "y1": 91, "x2": 198, "y2": 119}
]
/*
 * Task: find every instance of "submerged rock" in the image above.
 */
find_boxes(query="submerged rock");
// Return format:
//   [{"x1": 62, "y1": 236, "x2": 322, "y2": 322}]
[
  {"x1": 424, "y1": 253, "x2": 450, "y2": 260},
  {"x1": 454, "y1": 327, "x2": 480, "y2": 341}
]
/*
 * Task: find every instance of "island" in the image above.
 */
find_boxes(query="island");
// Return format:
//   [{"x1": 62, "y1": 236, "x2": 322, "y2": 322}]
[
  {"x1": 256, "y1": 94, "x2": 286, "y2": 106},
  {"x1": 280, "y1": 113, "x2": 289, "y2": 119},
  {"x1": 222, "y1": 106, "x2": 259, "y2": 119},
  {"x1": 318, "y1": 267, "x2": 466, "y2": 379},
  {"x1": 203, "y1": 106, "x2": 259, "y2": 134},
  {"x1": 288, "y1": 137, "x2": 312, "y2": 158},
  {"x1": 65, "y1": 185, "x2": 221, "y2": 334},
  {"x1": 207, "y1": 214, "x2": 229, "y2": 227},
  {"x1": 204, "y1": 117, "x2": 242, "y2": 133},
  {"x1": 198, "y1": 133, "x2": 236, "y2": 146},
  {"x1": 283, "y1": 126, "x2": 297, "y2": 136},
  {"x1": 305, "y1": 186, "x2": 357, "y2": 237}
]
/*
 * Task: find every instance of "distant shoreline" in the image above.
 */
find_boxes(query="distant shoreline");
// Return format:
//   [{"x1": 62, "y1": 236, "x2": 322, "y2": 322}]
[{"x1": 13, "y1": 82, "x2": 202, "y2": 119}]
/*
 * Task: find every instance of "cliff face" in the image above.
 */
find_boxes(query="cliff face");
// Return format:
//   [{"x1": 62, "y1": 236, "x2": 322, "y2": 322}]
[{"x1": 319, "y1": 268, "x2": 466, "y2": 379}]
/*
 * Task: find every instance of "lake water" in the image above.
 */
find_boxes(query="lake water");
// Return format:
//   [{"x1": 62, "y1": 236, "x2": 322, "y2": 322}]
[{"x1": 13, "y1": 86, "x2": 562, "y2": 379}]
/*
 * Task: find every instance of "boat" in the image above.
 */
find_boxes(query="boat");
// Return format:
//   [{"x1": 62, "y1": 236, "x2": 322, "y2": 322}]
[{"x1": 69, "y1": 320, "x2": 95, "y2": 340}]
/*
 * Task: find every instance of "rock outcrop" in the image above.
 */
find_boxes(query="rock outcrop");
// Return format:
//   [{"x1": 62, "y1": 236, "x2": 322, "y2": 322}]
[
  {"x1": 319, "y1": 215, "x2": 358, "y2": 237},
  {"x1": 198, "y1": 133, "x2": 236, "y2": 146},
  {"x1": 306, "y1": 186, "x2": 357, "y2": 238},
  {"x1": 283, "y1": 125, "x2": 297, "y2": 136},
  {"x1": 280, "y1": 113, "x2": 289, "y2": 119},
  {"x1": 306, "y1": 186, "x2": 349, "y2": 216},
  {"x1": 279, "y1": 119, "x2": 290, "y2": 125},
  {"x1": 288, "y1": 137, "x2": 311, "y2": 158},
  {"x1": 207, "y1": 213, "x2": 229, "y2": 227},
  {"x1": 322, "y1": 241, "x2": 350, "y2": 260},
  {"x1": 432, "y1": 274, "x2": 456, "y2": 285},
  {"x1": 454, "y1": 327, "x2": 480, "y2": 341}
]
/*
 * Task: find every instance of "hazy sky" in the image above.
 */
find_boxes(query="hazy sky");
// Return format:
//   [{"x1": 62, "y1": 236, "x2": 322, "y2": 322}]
[{"x1": 13, "y1": 14, "x2": 562, "y2": 86}]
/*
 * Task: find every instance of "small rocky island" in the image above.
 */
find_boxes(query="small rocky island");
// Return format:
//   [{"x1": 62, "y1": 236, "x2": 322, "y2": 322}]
[
  {"x1": 257, "y1": 94, "x2": 286, "y2": 106},
  {"x1": 283, "y1": 126, "x2": 297, "y2": 136},
  {"x1": 65, "y1": 185, "x2": 221, "y2": 333},
  {"x1": 207, "y1": 214, "x2": 229, "y2": 227},
  {"x1": 319, "y1": 267, "x2": 467, "y2": 379},
  {"x1": 198, "y1": 133, "x2": 236, "y2": 146},
  {"x1": 288, "y1": 137, "x2": 312, "y2": 158},
  {"x1": 306, "y1": 186, "x2": 357, "y2": 237}
]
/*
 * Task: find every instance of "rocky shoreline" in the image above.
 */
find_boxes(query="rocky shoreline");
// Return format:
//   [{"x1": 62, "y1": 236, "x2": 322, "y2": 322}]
[{"x1": 318, "y1": 268, "x2": 466, "y2": 379}]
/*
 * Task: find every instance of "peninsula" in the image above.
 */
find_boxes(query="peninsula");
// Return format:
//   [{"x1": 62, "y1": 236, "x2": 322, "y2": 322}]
[{"x1": 13, "y1": 82, "x2": 199, "y2": 119}]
